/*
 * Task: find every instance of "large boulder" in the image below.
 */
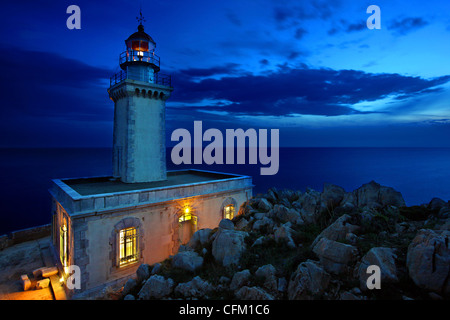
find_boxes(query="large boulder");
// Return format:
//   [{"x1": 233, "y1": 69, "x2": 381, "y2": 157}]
[
  {"x1": 312, "y1": 214, "x2": 359, "y2": 248},
  {"x1": 258, "y1": 198, "x2": 273, "y2": 212},
  {"x1": 235, "y1": 217, "x2": 249, "y2": 231},
  {"x1": 122, "y1": 278, "x2": 138, "y2": 297},
  {"x1": 219, "y1": 219, "x2": 235, "y2": 230},
  {"x1": 187, "y1": 228, "x2": 212, "y2": 249},
  {"x1": 354, "y1": 181, "x2": 405, "y2": 209},
  {"x1": 255, "y1": 264, "x2": 278, "y2": 292},
  {"x1": 313, "y1": 238, "x2": 359, "y2": 275},
  {"x1": 341, "y1": 192, "x2": 357, "y2": 208},
  {"x1": 270, "y1": 205, "x2": 304, "y2": 225},
  {"x1": 321, "y1": 183, "x2": 346, "y2": 208},
  {"x1": 357, "y1": 247, "x2": 398, "y2": 290},
  {"x1": 407, "y1": 229, "x2": 450, "y2": 294},
  {"x1": 287, "y1": 259, "x2": 330, "y2": 300},
  {"x1": 266, "y1": 188, "x2": 279, "y2": 203},
  {"x1": 138, "y1": 275, "x2": 174, "y2": 299},
  {"x1": 428, "y1": 198, "x2": 447, "y2": 212},
  {"x1": 212, "y1": 228, "x2": 248, "y2": 266},
  {"x1": 295, "y1": 188, "x2": 322, "y2": 224},
  {"x1": 136, "y1": 264, "x2": 151, "y2": 283},
  {"x1": 274, "y1": 223, "x2": 296, "y2": 248},
  {"x1": 230, "y1": 269, "x2": 251, "y2": 291},
  {"x1": 355, "y1": 181, "x2": 381, "y2": 208},
  {"x1": 252, "y1": 217, "x2": 274, "y2": 232},
  {"x1": 235, "y1": 286, "x2": 274, "y2": 300},
  {"x1": 174, "y1": 276, "x2": 213, "y2": 298},
  {"x1": 172, "y1": 250, "x2": 204, "y2": 272},
  {"x1": 379, "y1": 186, "x2": 406, "y2": 207}
]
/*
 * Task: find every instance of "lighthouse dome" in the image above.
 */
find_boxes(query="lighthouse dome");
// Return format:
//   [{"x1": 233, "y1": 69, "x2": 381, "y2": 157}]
[{"x1": 125, "y1": 24, "x2": 156, "y2": 52}]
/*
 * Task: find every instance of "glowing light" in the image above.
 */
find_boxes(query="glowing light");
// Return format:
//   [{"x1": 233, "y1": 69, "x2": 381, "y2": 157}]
[{"x1": 184, "y1": 207, "x2": 190, "y2": 214}]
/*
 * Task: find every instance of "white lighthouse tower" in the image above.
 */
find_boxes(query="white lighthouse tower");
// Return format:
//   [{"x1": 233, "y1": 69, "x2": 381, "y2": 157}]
[{"x1": 108, "y1": 16, "x2": 173, "y2": 183}]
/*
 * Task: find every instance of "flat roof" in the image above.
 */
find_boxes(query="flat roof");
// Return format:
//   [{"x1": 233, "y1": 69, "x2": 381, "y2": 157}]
[{"x1": 63, "y1": 170, "x2": 239, "y2": 196}]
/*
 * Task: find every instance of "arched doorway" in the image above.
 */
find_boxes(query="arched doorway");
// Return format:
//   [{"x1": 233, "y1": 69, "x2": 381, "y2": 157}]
[{"x1": 178, "y1": 209, "x2": 197, "y2": 245}]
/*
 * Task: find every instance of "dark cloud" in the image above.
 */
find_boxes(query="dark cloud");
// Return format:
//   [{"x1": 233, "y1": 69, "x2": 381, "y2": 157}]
[
  {"x1": 170, "y1": 66, "x2": 450, "y2": 117},
  {"x1": 273, "y1": 0, "x2": 340, "y2": 30},
  {"x1": 178, "y1": 63, "x2": 242, "y2": 78},
  {"x1": 327, "y1": 19, "x2": 366, "y2": 35},
  {"x1": 388, "y1": 17, "x2": 429, "y2": 35},
  {"x1": 327, "y1": 27, "x2": 339, "y2": 35},
  {"x1": 259, "y1": 59, "x2": 270, "y2": 66},
  {"x1": 294, "y1": 28, "x2": 308, "y2": 39},
  {"x1": 346, "y1": 23, "x2": 365, "y2": 33},
  {"x1": 0, "y1": 46, "x2": 113, "y2": 147},
  {"x1": 225, "y1": 12, "x2": 242, "y2": 26}
]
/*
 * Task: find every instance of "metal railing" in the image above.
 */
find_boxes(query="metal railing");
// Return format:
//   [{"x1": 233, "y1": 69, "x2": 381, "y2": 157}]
[
  {"x1": 110, "y1": 70, "x2": 172, "y2": 87},
  {"x1": 119, "y1": 50, "x2": 160, "y2": 68},
  {"x1": 110, "y1": 70, "x2": 128, "y2": 86}
]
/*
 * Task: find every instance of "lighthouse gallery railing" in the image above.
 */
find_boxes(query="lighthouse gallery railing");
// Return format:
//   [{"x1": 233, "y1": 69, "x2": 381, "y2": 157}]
[{"x1": 110, "y1": 70, "x2": 172, "y2": 87}]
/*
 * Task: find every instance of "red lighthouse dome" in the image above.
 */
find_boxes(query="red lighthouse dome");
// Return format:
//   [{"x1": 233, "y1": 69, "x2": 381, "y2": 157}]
[{"x1": 119, "y1": 23, "x2": 160, "y2": 72}]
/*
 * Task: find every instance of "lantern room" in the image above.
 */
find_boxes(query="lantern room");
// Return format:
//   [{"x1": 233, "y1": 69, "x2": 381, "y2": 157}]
[{"x1": 119, "y1": 23, "x2": 160, "y2": 72}]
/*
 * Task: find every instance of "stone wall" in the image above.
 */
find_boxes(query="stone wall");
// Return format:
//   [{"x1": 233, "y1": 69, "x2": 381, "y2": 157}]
[
  {"x1": 0, "y1": 224, "x2": 51, "y2": 250},
  {"x1": 71, "y1": 187, "x2": 251, "y2": 292}
]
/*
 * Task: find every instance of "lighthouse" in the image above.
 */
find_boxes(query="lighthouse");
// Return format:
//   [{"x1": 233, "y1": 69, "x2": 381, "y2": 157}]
[
  {"x1": 49, "y1": 15, "x2": 252, "y2": 297},
  {"x1": 108, "y1": 17, "x2": 173, "y2": 183}
]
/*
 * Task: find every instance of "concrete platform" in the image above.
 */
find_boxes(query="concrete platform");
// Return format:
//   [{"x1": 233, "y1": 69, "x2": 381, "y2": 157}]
[
  {"x1": 50, "y1": 169, "x2": 253, "y2": 217},
  {"x1": 65, "y1": 170, "x2": 237, "y2": 196},
  {"x1": 0, "y1": 236, "x2": 65, "y2": 300}
]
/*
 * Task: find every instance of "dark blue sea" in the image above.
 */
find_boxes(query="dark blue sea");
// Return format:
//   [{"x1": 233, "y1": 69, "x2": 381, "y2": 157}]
[{"x1": 1, "y1": 147, "x2": 450, "y2": 235}]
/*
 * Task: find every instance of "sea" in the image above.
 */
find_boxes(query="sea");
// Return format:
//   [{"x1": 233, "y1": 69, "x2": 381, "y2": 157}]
[{"x1": 0, "y1": 147, "x2": 449, "y2": 235}]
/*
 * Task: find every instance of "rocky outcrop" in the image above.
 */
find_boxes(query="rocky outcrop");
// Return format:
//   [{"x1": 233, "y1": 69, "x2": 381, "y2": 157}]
[
  {"x1": 136, "y1": 263, "x2": 151, "y2": 283},
  {"x1": 357, "y1": 247, "x2": 398, "y2": 290},
  {"x1": 407, "y1": 229, "x2": 450, "y2": 294},
  {"x1": 312, "y1": 214, "x2": 359, "y2": 247},
  {"x1": 219, "y1": 219, "x2": 235, "y2": 230},
  {"x1": 288, "y1": 260, "x2": 330, "y2": 300},
  {"x1": 230, "y1": 269, "x2": 251, "y2": 291},
  {"x1": 235, "y1": 286, "x2": 274, "y2": 300},
  {"x1": 255, "y1": 264, "x2": 278, "y2": 292},
  {"x1": 172, "y1": 250, "x2": 204, "y2": 272},
  {"x1": 321, "y1": 183, "x2": 346, "y2": 208},
  {"x1": 313, "y1": 238, "x2": 358, "y2": 274},
  {"x1": 138, "y1": 275, "x2": 174, "y2": 299},
  {"x1": 212, "y1": 220, "x2": 248, "y2": 266},
  {"x1": 258, "y1": 198, "x2": 273, "y2": 212},
  {"x1": 269, "y1": 205, "x2": 304, "y2": 225},
  {"x1": 354, "y1": 181, "x2": 405, "y2": 209},
  {"x1": 295, "y1": 188, "x2": 322, "y2": 224},
  {"x1": 122, "y1": 278, "x2": 137, "y2": 296},
  {"x1": 274, "y1": 223, "x2": 296, "y2": 248},
  {"x1": 187, "y1": 228, "x2": 212, "y2": 249},
  {"x1": 252, "y1": 217, "x2": 275, "y2": 232},
  {"x1": 120, "y1": 182, "x2": 450, "y2": 301},
  {"x1": 174, "y1": 276, "x2": 213, "y2": 298}
]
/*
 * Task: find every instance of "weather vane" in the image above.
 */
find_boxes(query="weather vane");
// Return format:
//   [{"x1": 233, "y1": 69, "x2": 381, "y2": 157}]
[{"x1": 136, "y1": 7, "x2": 146, "y2": 25}]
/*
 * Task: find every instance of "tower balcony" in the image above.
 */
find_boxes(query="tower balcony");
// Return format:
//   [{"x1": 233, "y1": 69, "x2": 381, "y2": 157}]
[
  {"x1": 119, "y1": 50, "x2": 160, "y2": 71},
  {"x1": 110, "y1": 69, "x2": 172, "y2": 88}
]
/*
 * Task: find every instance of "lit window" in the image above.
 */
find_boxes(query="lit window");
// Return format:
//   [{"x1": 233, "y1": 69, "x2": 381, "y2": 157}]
[
  {"x1": 179, "y1": 212, "x2": 192, "y2": 223},
  {"x1": 60, "y1": 221, "x2": 68, "y2": 267},
  {"x1": 119, "y1": 227, "x2": 139, "y2": 266},
  {"x1": 224, "y1": 204, "x2": 235, "y2": 220}
]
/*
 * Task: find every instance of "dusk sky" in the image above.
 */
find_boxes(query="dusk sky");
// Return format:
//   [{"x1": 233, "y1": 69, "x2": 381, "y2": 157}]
[{"x1": 1, "y1": 0, "x2": 449, "y2": 147}]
